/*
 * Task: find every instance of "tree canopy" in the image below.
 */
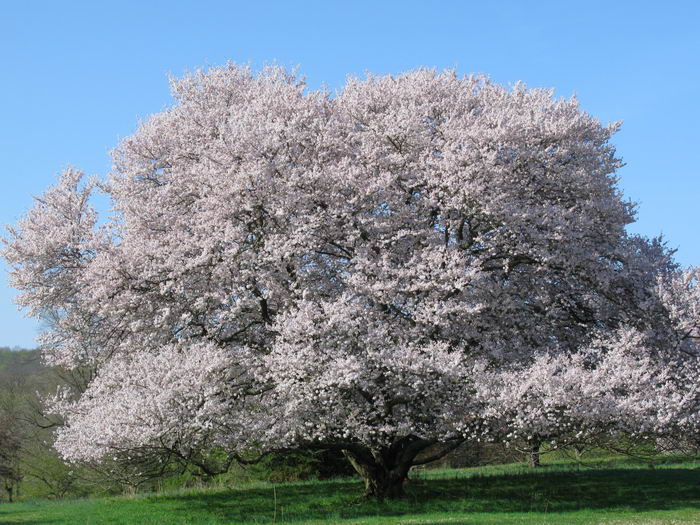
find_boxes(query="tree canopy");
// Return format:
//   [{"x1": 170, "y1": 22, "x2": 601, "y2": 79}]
[{"x1": 4, "y1": 64, "x2": 698, "y2": 499}]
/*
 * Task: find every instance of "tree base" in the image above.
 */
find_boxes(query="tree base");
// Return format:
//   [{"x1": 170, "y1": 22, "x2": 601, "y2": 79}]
[
  {"x1": 343, "y1": 449, "x2": 410, "y2": 500},
  {"x1": 528, "y1": 441, "x2": 542, "y2": 468},
  {"x1": 362, "y1": 476, "x2": 407, "y2": 500}
]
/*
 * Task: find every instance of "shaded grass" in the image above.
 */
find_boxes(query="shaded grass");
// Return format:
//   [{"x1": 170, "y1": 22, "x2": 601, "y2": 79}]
[{"x1": 2, "y1": 456, "x2": 700, "y2": 524}]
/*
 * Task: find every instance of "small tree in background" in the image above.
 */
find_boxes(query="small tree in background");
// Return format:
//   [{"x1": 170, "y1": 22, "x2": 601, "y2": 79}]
[
  {"x1": 0, "y1": 377, "x2": 26, "y2": 502},
  {"x1": 4, "y1": 64, "x2": 698, "y2": 499}
]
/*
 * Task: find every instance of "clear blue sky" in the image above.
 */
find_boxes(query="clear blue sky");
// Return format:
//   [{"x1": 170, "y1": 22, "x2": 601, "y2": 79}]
[{"x1": 1, "y1": 1, "x2": 698, "y2": 348}]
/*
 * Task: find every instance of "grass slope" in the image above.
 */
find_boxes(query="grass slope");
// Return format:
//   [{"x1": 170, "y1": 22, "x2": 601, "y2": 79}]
[{"x1": 2, "y1": 457, "x2": 700, "y2": 524}]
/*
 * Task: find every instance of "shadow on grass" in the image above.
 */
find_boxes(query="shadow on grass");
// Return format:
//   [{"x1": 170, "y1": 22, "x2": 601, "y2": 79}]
[{"x1": 155, "y1": 466, "x2": 700, "y2": 523}]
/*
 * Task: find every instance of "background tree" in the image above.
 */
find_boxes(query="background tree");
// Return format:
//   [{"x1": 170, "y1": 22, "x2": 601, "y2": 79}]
[
  {"x1": 0, "y1": 375, "x2": 27, "y2": 502},
  {"x1": 3, "y1": 64, "x2": 692, "y2": 499}
]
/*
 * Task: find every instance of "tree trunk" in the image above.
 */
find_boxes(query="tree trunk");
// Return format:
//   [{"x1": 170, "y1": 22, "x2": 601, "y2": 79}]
[
  {"x1": 340, "y1": 438, "x2": 463, "y2": 499},
  {"x1": 343, "y1": 449, "x2": 411, "y2": 499},
  {"x1": 528, "y1": 440, "x2": 541, "y2": 468}
]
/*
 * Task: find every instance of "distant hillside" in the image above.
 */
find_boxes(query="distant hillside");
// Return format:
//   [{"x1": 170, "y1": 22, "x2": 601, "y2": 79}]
[{"x1": 0, "y1": 347, "x2": 42, "y2": 377}]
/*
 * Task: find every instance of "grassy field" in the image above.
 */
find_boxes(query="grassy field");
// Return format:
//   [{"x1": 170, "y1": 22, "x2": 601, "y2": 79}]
[{"x1": 2, "y1": 456, "x2": 700, "y2": 524}]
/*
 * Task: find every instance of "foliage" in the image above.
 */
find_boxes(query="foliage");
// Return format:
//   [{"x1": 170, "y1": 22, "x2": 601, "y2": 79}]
[
  {"x1": 0, "y1": 369, "x2": 31, "y2": 502},
  {"x1": 3, "y1": 63, "x2": 699, "y2": 498},
  {"x1": 0, "y1": 414, "x2": 22, "y2": 502},
  {"x1": 0, "y1": 347, "x2": 354, "y2": 499}
]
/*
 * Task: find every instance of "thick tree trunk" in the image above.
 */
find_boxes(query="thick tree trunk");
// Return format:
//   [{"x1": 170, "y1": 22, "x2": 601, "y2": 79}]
[
  {"x1": 343, "y1": 450, "x2": 412, "y2": 499},
  {"x1": 340, "y1": 438, "x2": 463, "y2": 500},
  {"x1": 528, "y1": 440, "x2": 542, "y2": 468}
]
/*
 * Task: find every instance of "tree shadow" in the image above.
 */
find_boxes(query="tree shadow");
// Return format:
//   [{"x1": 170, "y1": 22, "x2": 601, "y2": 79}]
[
  {"x1": 157, "y1": 466, "x2": 700, "y2": 523},
  {"x1": 412, "y1": 467, "x2": 700, "y2": 513}
]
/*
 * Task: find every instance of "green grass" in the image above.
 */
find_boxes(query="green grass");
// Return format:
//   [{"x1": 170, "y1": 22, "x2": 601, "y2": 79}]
[{"x1": 2, "y1": 456, "x2": 700, "y2": 524}]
